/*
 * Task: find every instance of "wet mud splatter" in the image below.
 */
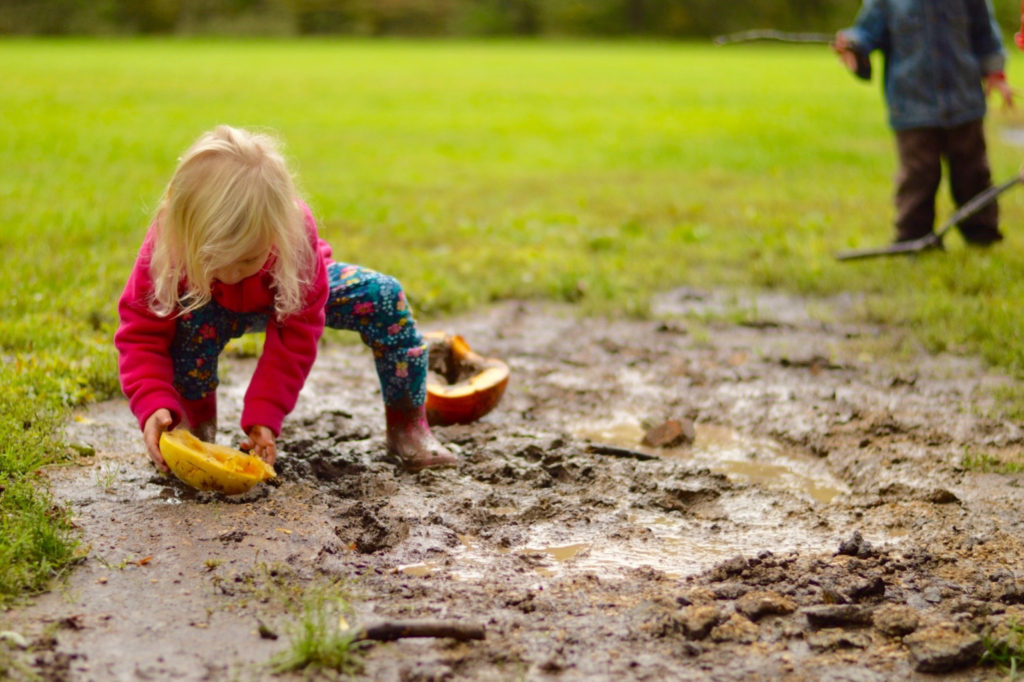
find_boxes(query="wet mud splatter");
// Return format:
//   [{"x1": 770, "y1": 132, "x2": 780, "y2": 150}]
[{"x1": 4, "y1": 289, "x2": 1024, "y2": 681}]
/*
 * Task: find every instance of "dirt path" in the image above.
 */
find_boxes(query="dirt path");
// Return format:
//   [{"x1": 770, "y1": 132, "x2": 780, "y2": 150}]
[{"x1": 4, "y1": 289, "x2": 1024, "y2": 681}]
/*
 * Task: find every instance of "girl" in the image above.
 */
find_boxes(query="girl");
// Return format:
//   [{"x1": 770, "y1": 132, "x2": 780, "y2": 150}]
[{"x1": 115, "y1": 125, "x2": 456, "y2": 473}]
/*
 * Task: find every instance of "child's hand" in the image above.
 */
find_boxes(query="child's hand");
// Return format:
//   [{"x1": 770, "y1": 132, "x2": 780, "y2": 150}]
[
  {"x1": 143, "y1": 408, "x2": 173, "y2": 473},
  {"x1": 832, "y1": 32, "x2": 858, "y2": 72},
  {"x1": 241, "y1": 425, "x2": 276, "y2": 467},
  {"x1": 985, "y1": 72, "x2": 1015, "y2": 109},
  {"x1": 833, "y1": 32, "x2": 871, "y2": 80}
]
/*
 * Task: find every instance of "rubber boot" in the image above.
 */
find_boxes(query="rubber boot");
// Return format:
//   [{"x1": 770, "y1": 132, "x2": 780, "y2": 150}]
[
  {"x1": 183, "y1": 394, "x2": 217, "y2": 443},
  {"x1": 385, "y1": 404, "x2": 457, "y2": 472}
]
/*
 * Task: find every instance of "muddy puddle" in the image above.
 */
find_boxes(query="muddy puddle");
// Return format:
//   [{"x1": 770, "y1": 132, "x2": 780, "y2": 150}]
[
  {"x1": 5, "y1": 288, "x2": 1024, "y2": 681},
  {"x1": 576, "y1": 420, "x2": 848, "y2": 504}
]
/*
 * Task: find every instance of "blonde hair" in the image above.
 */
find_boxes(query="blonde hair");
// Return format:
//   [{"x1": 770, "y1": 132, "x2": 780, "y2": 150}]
[{"x1": 148, "y1": 125, "x2": 315, "y2": 320}]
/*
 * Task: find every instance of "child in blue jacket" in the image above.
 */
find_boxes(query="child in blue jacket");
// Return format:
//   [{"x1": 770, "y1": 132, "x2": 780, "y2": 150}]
[{"x1": 835, "y1": 0, "x2": 1014, "y2": 245}]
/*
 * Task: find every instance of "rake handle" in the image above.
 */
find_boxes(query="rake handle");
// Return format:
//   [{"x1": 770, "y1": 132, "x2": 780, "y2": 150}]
[{"x1": 835, "y1": 174, "x2": 1022, "y2": 261}]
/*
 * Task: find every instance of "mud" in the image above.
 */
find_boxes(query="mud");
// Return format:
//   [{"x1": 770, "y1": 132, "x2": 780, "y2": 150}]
[{"x1": 4, "y1": 288, "x2": 1024, "y2": 681}]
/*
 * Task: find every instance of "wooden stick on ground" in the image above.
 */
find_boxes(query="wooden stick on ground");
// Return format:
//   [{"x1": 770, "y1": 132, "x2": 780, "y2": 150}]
[
  {"x1": 585, "y1": 443, "x2": 660, "y2": 461},
  {"x1": 355, "y1": 620, "x2": 486, "y2": 642}
]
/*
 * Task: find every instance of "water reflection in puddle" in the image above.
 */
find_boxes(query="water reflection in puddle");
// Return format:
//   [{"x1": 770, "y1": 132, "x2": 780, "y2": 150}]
[
  {"x1": 399, "y1": 538, "x2": 593, "y2": 579},
  {"x1": 538, "y1": 543, "x2": 590, "y2": 562},
  {"x1": 577, "y1": 420, "x2": 847, "y2": 504},
  {"x1": 450, "y1": 520, "x2": 836, "y2": 580},
  {"x1": 397, "y1": 561, "x2": 439, "y2": 577},
  {"x1": 400, "y1": 421, "x2": 853, "y2": 581}
]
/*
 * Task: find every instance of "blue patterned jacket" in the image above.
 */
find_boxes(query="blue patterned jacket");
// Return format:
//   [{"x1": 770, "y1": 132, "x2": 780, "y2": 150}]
[{"x1": 841, "y1": 0, "x2": 1006, "y2": 130}]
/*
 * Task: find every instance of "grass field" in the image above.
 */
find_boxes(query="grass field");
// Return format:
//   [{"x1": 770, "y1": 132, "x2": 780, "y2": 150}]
[{"x1": 3, "y1": 38, "x2": 1024, "y2": 600}]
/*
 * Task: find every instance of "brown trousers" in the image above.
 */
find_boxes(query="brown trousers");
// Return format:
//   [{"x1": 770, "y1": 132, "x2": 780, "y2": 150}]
[{"x1": 894, "y1": 119, "x2": 997, "y2": 242}]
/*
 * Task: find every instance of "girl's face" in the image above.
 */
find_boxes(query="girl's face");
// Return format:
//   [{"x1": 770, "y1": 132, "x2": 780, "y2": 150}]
[{"x1": 212, "y1": 242, "x2": 272, "y2": 285}]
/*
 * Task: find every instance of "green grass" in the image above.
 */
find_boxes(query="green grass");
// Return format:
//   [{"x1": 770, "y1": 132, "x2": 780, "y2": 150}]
[
  {"x1": 3, "y1": 37, "x2": 1024, "y2": 601},
  {"x1": 982, "y1": 619, "x2": 1024, "y2": 678},
  {"x1": 961, "y1": 447, "x2": 1024, "y2": 475},
  {"x1": 269, "y1": 586, "x2": 365, "y2": 676}
]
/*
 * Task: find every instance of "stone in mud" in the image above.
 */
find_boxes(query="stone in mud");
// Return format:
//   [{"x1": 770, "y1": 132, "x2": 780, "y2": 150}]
[
  {"x1": 735, "y1": 591, "x2": 797, "y2": 621},
  {"x1": 843, "y1": 574, "x2": 886, "y2": 602},
  {"x1": 708, "y1": 555, "x2": 749, "y2": 582},
  {"x1": 712, "y1": 582, "x2": 749, "y2": 600},
  {"x1": 676, "y1": 587, "x2": 716, "y2": 607},
  {"x1": 642, "y1": 419, "x2": 696, "y2": 448},
  {"x1": 628, "y1": 601, "x2": 687, "y2": 638},
  {"x1": 903, "y1": 624, "x2": 983, "y2": 673},
  {"x1": 837, "y1": 531, "x2": 874, "y2": 558},
  {"x1": 872, "y1": 604, "x2": 919, "y2": 637},
  {"x1": 949, "y1": 598, "x2": 993, "y2": 620},
  {"x1": 709, "y1": 613, "x2": 759, "y2": 644},
  {"x1": 803, "y1": 605, "x2": 874, "y2": 629},
  {"x1": 806, "y1": 628, "x2": 872, "y2": 652},
  {"x1": 680, "y1": 605, "x2": 723, "y2": 640},
  {"x1": 987, "y1": 577, "x2": 1024, "y2": 605},
  {"x1": 926, "y1": 488, "x2": 960, "y2": 505}
]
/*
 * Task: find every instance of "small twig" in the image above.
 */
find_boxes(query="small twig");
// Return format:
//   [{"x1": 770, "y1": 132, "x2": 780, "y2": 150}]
[
  {"x1": 353, "y1": 620, "x2": 485, "y2": 642},
  {"x1": 585, "y1": 444, "x2": 659, "y2": 461}
]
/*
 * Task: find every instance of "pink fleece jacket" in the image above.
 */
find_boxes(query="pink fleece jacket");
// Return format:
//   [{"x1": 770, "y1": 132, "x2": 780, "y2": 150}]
[{"x1": 114, "y1": 203, "x2": 330, "y2": 437}]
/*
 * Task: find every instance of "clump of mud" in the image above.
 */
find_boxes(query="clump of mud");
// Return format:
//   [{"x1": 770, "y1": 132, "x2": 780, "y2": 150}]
[{"x1": 7, "y1": 290, "x2": 1024, "y2": 681}]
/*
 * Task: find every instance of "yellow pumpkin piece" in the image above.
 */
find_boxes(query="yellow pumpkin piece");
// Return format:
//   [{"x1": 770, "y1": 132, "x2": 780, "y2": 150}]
[
  {"x1": 424, "y1": 332, "x2": 509, "y2": 426},
  {"x1": 158, "y1": 429, "x2": 275, "y2": 495}
]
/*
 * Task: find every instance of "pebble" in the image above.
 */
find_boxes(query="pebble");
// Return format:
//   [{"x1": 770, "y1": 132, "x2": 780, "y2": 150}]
[
  {"x1": 872, "y1": 604, "x2": 919, "y2": 637},
  {"x1": 735, "y1": 591, "x2": 797, "y2": 621},
  {"x1": 903, "y1": 624, "x2": 983, "y2": 673},
  {"x1": 806, "y1": 628, "x2": 872, "y2": 652},
  {"x1": 803, "y1": 604, "x2": 874, "y2": 629},
  {"x1": 642, "y1": 419, "x2": 696, "y2": 448},
  {"x1": 837, "y1": 530, "x2": 874, "y2": 558},
  {"x1": 680, "y1": 605, "x2": 722, "y2": 640},
  {"x1": 709, "y1": 613, "x2": 759, "y2": 644}
]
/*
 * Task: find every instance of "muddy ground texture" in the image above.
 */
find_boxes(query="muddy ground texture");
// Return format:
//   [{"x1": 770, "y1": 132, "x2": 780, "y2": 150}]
[{"x1": 4, "y1": 289, "x2": 1024, "y2": 681}]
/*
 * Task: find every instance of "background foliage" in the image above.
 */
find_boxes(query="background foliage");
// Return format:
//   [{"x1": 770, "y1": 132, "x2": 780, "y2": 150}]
[{"x1": 4, "y1": 0, "x2": 1022, "y2": 38}]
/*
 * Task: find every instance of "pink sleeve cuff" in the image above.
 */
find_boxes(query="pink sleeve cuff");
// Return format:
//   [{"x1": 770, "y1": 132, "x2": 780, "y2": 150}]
[
  {"x1": 132, "y1": 391, "x2": 184, "y2": 432},
  {"x1": 241, "y1": 399, "x2": 285, "y2": 438}
]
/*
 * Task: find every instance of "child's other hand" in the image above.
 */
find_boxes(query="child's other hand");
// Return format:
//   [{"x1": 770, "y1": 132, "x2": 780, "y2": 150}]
[
  {"x1": 143, "y1": 408, "x2": 173, "y2": 473},
  {"x1": 242, "y1": 425, "x2": 276, "y2": 466},
  {"x1": 985, "y1": 72, "x2": 1015, "y2": 109}
]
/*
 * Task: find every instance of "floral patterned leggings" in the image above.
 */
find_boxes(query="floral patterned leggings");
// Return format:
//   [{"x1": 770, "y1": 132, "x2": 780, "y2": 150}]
[{"x1": 170, "y1": 263, "x2": 428, "y2": 410}]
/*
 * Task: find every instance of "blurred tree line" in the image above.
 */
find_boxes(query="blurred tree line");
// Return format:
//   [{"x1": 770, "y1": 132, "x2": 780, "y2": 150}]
[{"x1": 0, "y1": 0, "x2": 1021, "y2": 38}]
